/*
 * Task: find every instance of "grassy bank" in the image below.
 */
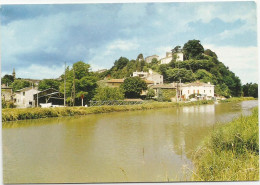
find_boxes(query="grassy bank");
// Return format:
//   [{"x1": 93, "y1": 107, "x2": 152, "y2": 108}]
[
  {"x1": 2, "y1": 100, "x2": 213, "y2": 122},
  {"x1": 192, "y1": 107, "x2": 259, "y2": 181},
  {"x1": 219, "y1": 97, "x2": 256, "y2": 103}
]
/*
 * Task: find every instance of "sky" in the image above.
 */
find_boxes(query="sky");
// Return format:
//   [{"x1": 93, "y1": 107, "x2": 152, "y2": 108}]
[{"x1": 0, "y1": 1, "x2": 258, "y2": 84}]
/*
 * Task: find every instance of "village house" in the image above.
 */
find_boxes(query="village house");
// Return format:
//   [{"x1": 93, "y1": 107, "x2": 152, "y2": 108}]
[
  {"x1": 145, "y1": 55, "x2": 159, "y2": 63},
  {"x1": 1, "y1": 84, "x2": 13, "y2": 102},
  {"x1": 133, "y1": 69, "x2": 163, "y2": 85},
  {"x1": 14, "y1": 86, "x2": 39, "y2": 108},
  {"x1": 177, "y1": 81, "x2": 214, "y2": 101}
]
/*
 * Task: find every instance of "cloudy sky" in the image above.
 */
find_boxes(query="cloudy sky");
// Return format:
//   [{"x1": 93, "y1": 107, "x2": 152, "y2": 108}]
[{"x1": 0, "y1": 1, "x2": 258, "y2": 84}]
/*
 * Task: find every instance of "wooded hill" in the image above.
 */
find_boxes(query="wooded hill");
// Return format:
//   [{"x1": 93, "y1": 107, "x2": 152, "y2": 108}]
[{"x1": 99, "y1": 40, "x2": 242, "y2": 97}]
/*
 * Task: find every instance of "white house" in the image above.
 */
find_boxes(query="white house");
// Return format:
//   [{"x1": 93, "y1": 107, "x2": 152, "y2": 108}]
[
  {"x1": 177, "y1": 81, "x2": 214, "y2": 100},
  {"x1": 133, "y1": 69, "x2": 163, "y2": 85},
  {"x1": 14, "y1": 86, "x2": 39, "y2": 108}
]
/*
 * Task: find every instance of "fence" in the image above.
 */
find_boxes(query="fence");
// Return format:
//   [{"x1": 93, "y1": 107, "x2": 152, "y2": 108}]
[{"x1": 89, "y1": 100, "x2": 151, "y2": 107}]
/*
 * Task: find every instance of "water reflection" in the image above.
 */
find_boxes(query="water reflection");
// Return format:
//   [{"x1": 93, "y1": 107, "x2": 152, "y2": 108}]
[{"x1": 2, "y1": 100, "x2": 258, "y2": 183}]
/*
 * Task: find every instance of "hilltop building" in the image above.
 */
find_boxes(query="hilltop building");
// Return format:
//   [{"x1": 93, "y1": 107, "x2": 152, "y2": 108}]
[
  {"x1": 160, "y1": 49, "x2": 184, "y2": 64},
  {"x1": 145, "y1": 55, "x2": 159, "y2": 63}
]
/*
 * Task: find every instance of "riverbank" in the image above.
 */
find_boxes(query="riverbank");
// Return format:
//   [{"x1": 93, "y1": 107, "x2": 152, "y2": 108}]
[
  {"x1": 219, "y1": 97, "x2": 256, "y2": 103},
  {"x1": 2, "y1": 100, "x2": 213, "y2": 122},
  {"x1": 191, "y1": 107, "x2": 259, "y2": 181}
]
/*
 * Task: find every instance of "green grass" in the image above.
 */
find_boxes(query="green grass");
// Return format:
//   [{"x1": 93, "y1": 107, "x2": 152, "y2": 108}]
[
  {"x1": 219, "y1": 97, "x2": 256, "y2": 103},
  {"x1": 192, "y1": 107, "x2": 259, "y2": 181},
  {"x1": 2, "y1": 100, "x2": 214, "y2": 122}
]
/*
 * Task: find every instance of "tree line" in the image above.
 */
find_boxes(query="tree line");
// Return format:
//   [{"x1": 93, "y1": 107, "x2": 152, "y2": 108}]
[{"x1": 1, "y1": 39, "x2": 258, "y2": 106}]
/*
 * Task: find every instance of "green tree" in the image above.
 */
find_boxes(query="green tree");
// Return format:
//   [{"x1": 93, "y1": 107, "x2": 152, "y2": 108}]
[
  {"x1": 114, "y1": 57, "x2": 129, "y2": 70},
  {"x1": 243, "y1": 83, "x2": 258, "y2": 98},
  {"x1": 215, "y1": 84, "x2": 231, "y2": 98},
  {"x1": 93, "y1": 87, "x2": 124, "y2": 101},
  {"x1": 137, "y1": 53, "x2": 144, "y2": 61},
  {"x1": 146, "y1": 88, "x2": 155, "y2": 99},
  {"x1": 166, "y1": 68, "x2": 194, "y2": 82},
  {"x1": 38, "y1": 79, "x2": 60, "y2": 91},
  {"x1": 204, "y1": 49, "x2": 218, "y2": 58},
  {"x1": 121, "y1": 77, "x2": 147, "y2": 98},
  {"x1": 1, "y1": 75, "x2": 14, "y2": 86},
  {"x1": 59, "y1": 61, "x2": 98, "y2": 105},
  {"x1": 73, "y1": 61, "x2": 91, "y2": 79},
  {"x1": 248, "y1": 83, "x2": 258, "y2": 98},
  {"x1": 183, "y1": 40, "x2": 204, "y2": 59},
  {"x1": 11, "y1": 79, "x2": 31, "y2": 91},
  {"x1": 195, "y1": 69, "x2": 213, "y2": 83}
]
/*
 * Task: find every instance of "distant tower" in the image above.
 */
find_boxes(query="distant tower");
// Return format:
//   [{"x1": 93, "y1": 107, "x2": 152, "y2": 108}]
[{"x1": 12, "y1": 68, "x2": 16, "y2": 79}]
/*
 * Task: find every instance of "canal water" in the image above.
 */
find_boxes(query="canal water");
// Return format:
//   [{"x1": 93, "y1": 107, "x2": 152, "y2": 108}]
[{"x1": 2, "y1": 100, "x2": 258, "y2": 183}]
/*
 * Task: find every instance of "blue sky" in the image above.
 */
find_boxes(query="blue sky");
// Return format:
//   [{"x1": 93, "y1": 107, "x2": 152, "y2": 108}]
[{"x1": 0, "y1": 1, "x2": 258, "y2": 84}]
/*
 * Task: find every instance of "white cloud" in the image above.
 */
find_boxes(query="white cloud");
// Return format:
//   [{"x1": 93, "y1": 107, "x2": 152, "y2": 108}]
[
  {"x1": 15, "y1": 64, "x2": 65, "y2": 79},
  {"x1": 106, "y1": 39, "x2": 139, "y2": 52},
  {"x1": 204, "y1": 44, "x2": 258, "y2": 84}
]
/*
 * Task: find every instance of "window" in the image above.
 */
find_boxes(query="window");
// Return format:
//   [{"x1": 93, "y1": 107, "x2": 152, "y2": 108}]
[
  {"x1": 23, "y1": 92, "x2": 25, "y2": 96},
  {"x1": 210, "y1": 90, "x2": 211, "y2": 93},
  {"x1": 204, "y1": 90, "x2": 205, "y2": 93},
  {"x1": 188, "y1": 90, "x2": 190, "y2": 94}
]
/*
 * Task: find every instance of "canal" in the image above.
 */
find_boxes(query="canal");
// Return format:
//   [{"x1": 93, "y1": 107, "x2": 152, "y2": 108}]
[{"x1": 2, "y1": 100, "x2": 258, "y2": 183}]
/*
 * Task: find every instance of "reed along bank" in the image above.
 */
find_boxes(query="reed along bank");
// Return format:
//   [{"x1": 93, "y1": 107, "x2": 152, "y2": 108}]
[{"x1": 192, "y1": 107, "x2": 259, "y2": 181}]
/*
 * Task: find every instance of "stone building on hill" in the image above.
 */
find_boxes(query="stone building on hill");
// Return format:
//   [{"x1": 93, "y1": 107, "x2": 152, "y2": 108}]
[{"x1": 145, "y1": 55, "x2": 159, "y2": 63}]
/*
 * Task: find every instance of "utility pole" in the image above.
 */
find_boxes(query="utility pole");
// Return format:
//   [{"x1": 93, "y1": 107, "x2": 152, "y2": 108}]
[{"x1": 64, "y1": 62, "x2": 66, "y2": 107}]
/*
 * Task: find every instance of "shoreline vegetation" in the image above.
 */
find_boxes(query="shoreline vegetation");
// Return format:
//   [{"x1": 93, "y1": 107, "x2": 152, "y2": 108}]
[
  {"x1": 2, "y1": 97, "x2": 256, "y2": 122},
  {"x1": 191, "y1": 107, "x2": 259, "y2": 181},
  {"x1": 2, "y1": 100, "x2": 214, "y2": 122}
]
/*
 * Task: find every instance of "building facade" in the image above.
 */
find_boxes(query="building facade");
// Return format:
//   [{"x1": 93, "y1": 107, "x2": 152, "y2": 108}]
[
  {"x1": 14, "y1": 86, "x2": 39, "y2": 108},
  {"x1": 178, "y1": 81, "x2": 214, "y2": 100},
  {"x1": 1, "y1": 85, "x2": 13, "y2": 102},
  {"x1": 133, "y1": 69, "x2": 163, "y2": 85},
  {"x1": 160, "y1": 50, "x2": 184, "y2": 64}
]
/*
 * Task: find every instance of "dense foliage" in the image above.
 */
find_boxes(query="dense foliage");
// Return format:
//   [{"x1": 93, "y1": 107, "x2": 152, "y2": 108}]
[
  {"x1": 93, "y1": 87, "x2": 124, "y2": 101},
  {"x1": 242, "y1": 83, "x2": 258, "y2": 98},
  {"x1": 59, "y1": 61, "x2": 98, "y2": 105},
  {"x1": 97, "y1": 40, "x2": 244, "y2": 97},
  {"x1": 121, "y1": 77, "x2": 147, "y2": 98},
  {"x1": 183, "y1": 40, "x2": 204, "y2": 60},
  {"x1": 38, "y1": 79, "x2": 60, "y2": 91},
  {"x1": 1, "y1": 74, "x2": 14, "y2": 86},
  {"x1": 11, "y1": 79, "x2": 31, "y2": 91}
]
